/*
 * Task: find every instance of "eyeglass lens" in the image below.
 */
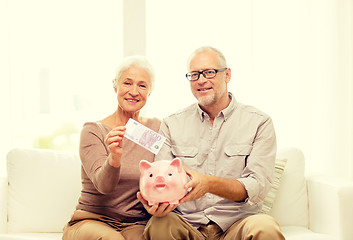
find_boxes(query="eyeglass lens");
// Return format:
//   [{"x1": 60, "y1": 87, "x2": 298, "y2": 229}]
[{"x1": 187, "y1": 70, "x2": 216, "y2": 81}]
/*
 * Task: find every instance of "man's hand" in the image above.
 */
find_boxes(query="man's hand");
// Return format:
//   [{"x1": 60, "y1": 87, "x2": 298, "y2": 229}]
[
  {"x1": 137, "y1": 192, "x2": 178, "y2": 217},
  {"x1": 180, "y1": 167, "x2": 248, "y2": 203},
  {"x1": 179, "y1": 168, "x2": 210, "y2": 204}
]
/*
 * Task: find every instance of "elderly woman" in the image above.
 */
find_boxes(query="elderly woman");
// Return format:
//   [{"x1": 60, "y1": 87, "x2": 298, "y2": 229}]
[{"x1": 63, "y1": 56, "x2": 160, "y2": 240}]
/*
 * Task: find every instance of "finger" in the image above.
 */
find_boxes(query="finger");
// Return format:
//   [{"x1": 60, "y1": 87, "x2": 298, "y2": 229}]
[
  {"x1": 108, "y1": 143, "x2": 121, "y2": 150},
  {"x1": 105, "y1": 137, "x2": 121, "y2": 146},
  {"x1": 106, "y1": 141, "x2": 122, "y2": 151},
  {"x1": 112, "y1": 126, "x2": 127, "y2": 132},
  {"x1": 105, "y1": 135, "x2": 124, "y2": 146},
  {"x1": 137, "y1": 192, "x2": 147, "y2": 204},
  {"x1": 155, "y1": 202, "x2": 169, "y2": 213},
  {"x1": 106, "y1": 127, "x2": 126, "y2": 138},
  {"x1": 166, "y1": 204, "x2": 178, "y2": 212},
  {"x1": 107, "y1": 130, "x2": 125, "y2": 139},
  {"x1": 105, "y1": 131, "x2": 120, "y2": 139},
  {"x1": 180, "y1": 184, "x2": 203, "y2": 202},
  {"x1": 184, "y1": 178, "x2": 196, "y2": 190},
  {"x1": 148, "y1": 204, "x2": 159, "y2": 215},
  {"x1": 184, "y1": 168, "x2": 194, "y2": 179},
  {"x1": 137, "y1": 192, "x2": 152, "y2": 211},
  {"x1": 160, "y1": 203, "x2": 178, "y2": 217},
  {"x1": 160, "y1": 203, "x2": 177, "y2": 213},
  {"x1": 179, "y1": 191, "x2": 192, "y2": 204},
  {"x1": 180, "y1": 192, "x2": 198, "y2": 204},
  {"x1": 119, "y1": 125, "x2": 127, "y2": 130},
  {"x1": 153, "y1": 203, "x2": 172, "y2": 217}
]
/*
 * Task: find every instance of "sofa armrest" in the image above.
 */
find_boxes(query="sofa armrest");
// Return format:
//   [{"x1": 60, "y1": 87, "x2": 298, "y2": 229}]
[
  {"x1": 0, "y1": 177, "x2": 7, "y2": 234},
  {"x1": 307, "y1": 175, "x2": 353, "y2": 240}
]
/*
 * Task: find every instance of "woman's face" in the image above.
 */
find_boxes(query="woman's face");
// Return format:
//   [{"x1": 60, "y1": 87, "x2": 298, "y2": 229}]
[{"x1": 115, "y1": 66, "x2": 151, "y2": 113}]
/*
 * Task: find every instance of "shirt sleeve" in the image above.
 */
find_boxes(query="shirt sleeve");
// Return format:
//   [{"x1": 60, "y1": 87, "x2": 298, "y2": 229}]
[
  {"x1": 79, "y1": 123, "x2": 121, "y2": 194},
  {"x1": 236, "y1": 116, "x2": 277, "y2": 205}
]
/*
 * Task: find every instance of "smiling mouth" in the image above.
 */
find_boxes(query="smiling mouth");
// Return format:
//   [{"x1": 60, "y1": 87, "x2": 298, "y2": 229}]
[
  {"x1": 198, "y1": 87, "x2": 212, "y2": 92},
  {"x1": 126, "y1": 98, "x2": 139, "y2": 103}
]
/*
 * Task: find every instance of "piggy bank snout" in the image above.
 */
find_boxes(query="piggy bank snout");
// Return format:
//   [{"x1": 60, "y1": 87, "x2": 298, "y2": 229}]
[{"x1": 155, "y1": 176, "x2": 165, "y2": 183}]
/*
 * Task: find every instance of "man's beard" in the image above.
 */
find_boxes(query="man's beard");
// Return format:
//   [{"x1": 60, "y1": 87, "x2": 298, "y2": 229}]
[{"x1": 197, "y1": 93, "x2": 216, "y2": 106}]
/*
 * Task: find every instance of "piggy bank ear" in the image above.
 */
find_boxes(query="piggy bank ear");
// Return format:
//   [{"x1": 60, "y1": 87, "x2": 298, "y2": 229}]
[
  {"x1": 139, "y1": 160, "x2": 152, "y2": 173},
  {"x1": 170, "y1": 158, "x2": 182, "y2": 172}
]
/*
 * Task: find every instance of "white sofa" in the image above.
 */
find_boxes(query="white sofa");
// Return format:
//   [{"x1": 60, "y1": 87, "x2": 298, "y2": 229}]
[{"x1": 0, "y1": 147, "x2": 352, "y2": 240}]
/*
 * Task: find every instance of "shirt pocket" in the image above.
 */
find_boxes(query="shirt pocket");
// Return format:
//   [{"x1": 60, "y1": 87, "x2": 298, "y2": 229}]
[
  {"x1": 223, "y1": 144, "x2": 253, "y2": 178},
  {"x1": 171, "y1": 145, "x2": 199, "y2": 168}
]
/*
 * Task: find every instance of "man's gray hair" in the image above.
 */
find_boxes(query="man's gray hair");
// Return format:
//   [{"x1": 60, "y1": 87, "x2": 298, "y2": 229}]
[
  {"x1": 114, "y1": 55, "x2": 155, "y2": 91},
  {"x1": 187, "y1": 46, "x2": 228, "y2": 70}
]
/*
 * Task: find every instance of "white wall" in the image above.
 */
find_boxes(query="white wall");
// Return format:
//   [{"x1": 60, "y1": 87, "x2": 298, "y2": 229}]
[
  {"x1": 1, "y1": 0, "x2": 352, "y2": 181},
  {"x1": 0, "y1": 0, "x2": 123, "y2": 177},
  {"x1": 0, "y1": 0, "x2": 12, "y2": 177},
  {"x1": 144, "y1": 0, "x2": 353, "y2": 180}
]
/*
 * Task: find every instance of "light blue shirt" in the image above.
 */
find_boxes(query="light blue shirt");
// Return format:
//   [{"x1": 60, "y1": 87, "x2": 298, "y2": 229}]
[{"x1": 155, "y1": 93, "x2": 277, "y2": 231}]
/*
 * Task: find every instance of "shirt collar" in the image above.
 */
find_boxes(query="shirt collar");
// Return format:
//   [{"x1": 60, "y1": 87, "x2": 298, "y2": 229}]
[
  {"x1": 222, "y1": 92, "x2": 237, "y2": 121},
  {"x1": 196, "y1": 92, "x2": 237, "y2": 122},
  {"x1": 196, "y1": 104, "x2": 206, "y2": 122}
]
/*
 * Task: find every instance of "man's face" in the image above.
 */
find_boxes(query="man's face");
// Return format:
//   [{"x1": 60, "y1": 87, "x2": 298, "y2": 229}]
[{"x1": 188, "y1": 51, "x2": 230, "y2": 107}]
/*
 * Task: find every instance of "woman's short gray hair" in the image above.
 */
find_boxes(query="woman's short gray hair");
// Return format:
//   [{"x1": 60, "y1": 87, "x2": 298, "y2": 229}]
[
  {"x1": 187, "y1": 46, "x2": 228, "y2": 70},
  {"x1": 114, "y1": 55, "x2": 155, "y2": 92}
]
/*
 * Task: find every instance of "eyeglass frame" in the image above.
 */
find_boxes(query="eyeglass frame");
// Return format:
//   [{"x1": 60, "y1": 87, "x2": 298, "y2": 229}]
[{"x1": 185, "y1": 68, "x2": 228, "y2": 81}]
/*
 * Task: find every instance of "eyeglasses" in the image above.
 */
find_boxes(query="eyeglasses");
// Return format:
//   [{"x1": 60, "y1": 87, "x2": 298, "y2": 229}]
[{"x1": 185, "y1": 68, "x2": 227, "y2": 81}]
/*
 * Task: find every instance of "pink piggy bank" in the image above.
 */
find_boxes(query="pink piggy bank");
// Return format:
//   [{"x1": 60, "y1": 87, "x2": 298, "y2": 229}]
[{"x1": 139, "y1": 158, "x2": 188, "y2": 206}]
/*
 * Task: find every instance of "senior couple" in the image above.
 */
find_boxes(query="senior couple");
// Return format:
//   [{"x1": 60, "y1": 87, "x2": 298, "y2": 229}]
[{"x1": 62, "y1": 46, "x2": 285, "y2": 240}]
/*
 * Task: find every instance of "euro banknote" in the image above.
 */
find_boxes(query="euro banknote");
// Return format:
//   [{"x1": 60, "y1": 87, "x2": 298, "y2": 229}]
[{"x1": 125, "y1": 118, "x2": 166, "y2": 155}]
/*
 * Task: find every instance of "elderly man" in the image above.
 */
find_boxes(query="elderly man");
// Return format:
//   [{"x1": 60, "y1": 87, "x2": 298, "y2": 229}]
[{"x1": 138, "y1": 46, "x2": 285, "y2": 240}]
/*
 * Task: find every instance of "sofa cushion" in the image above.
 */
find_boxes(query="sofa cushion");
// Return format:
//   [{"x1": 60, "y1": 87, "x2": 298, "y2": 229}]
[
  {"x1": 0, "y1": 232, "x2": 62, "y2": 240},
  {"x1": 281, "y1": 226, "x2": 335, "y2": 240},
  {"x1": 6, "y1": 148, "x2": 81, "y2": 233},
  {"x1": 0, "y1": 177, "x2": 7, "y2": 234},
  {"x1": 261, "y1": 157, "x2": 287, "y2": 214},
  {"x1": 268, "y1": 148, "x2": 309, "y2": 227}
]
